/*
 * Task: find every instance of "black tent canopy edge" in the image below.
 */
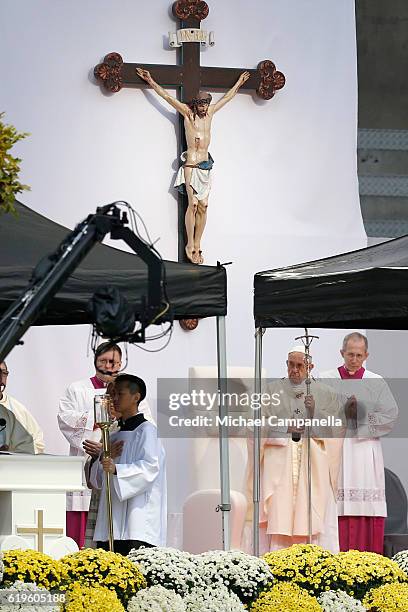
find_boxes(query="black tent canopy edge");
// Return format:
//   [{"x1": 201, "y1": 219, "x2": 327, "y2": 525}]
[
  {"x1": 0, "y1": 201, "x2": 227, "y2": 325},
  {"x1": 254, "y1": 234, "x2": 408, "y2": 329}
]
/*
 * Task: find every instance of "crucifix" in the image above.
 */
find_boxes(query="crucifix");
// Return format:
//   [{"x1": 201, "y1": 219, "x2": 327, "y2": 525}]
[
  {"x1": 94, "y1": 0, "x2": 285, "y2": 265},
  {"x1": 16, "y1": 509, "x2": 64, "y2": 553}
]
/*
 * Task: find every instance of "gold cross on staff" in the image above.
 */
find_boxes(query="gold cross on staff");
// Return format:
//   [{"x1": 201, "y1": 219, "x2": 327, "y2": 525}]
[{"x1": 16, "y1": 510, "x2": 64, "y2": 552}]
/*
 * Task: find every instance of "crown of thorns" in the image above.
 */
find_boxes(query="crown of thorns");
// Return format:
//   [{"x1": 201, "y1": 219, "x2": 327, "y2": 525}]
[{"x1": 191, "y1": 96, "x2": 212, "y2": 106}]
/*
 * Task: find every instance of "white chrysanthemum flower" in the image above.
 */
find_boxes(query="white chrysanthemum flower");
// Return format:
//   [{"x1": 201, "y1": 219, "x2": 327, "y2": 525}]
[
  {"x1": 318, "y1": 589, "x2": 367, "y2": 611},
  {"x1": 128, "y1": 547, "x2": 202, "y2": 596},
  {"x1": 184, "y1": 585, "x2": 245, "y2": 611},
  {"x1": 0, "y1": 580, "x2": 60, "y2": 612},
  {"x1": 392, "y1": 549, "x2": 408, "y2": 573},
  {"x1": 192, "y1": 549, "x2": 273, "y2": 605},
  {"x1": 127, "y1": 585, "x2": 185, "y2": 611}
]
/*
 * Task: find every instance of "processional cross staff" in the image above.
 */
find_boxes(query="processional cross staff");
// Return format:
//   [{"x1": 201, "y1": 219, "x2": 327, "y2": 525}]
[{"x1": 94, "y1": 0, "x2": 285, "y2": 266}]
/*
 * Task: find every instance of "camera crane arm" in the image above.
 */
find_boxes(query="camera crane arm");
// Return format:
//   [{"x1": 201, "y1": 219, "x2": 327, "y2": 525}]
[{"x1": 0, "y1": 203, "x2": 164, "y2": 363}]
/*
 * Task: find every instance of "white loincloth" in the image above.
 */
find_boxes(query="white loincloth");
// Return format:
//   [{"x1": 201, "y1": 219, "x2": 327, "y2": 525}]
[{"x1": 174, "y1": 151, "x2": 212, "y2": 201}]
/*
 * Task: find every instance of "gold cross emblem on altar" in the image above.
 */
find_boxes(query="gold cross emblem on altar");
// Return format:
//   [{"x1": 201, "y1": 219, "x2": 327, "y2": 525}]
[{"x1": 16, "y1": 510, "x2": 64, "y2": 552}]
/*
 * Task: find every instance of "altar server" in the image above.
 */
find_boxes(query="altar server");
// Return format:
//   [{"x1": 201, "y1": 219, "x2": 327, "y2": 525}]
[
  {"x1": 91, "y1": 374, "x2": 166, "y2": 554},
  {"x1": 58, "y1": 342, "x2": 123, "y2": 547}
]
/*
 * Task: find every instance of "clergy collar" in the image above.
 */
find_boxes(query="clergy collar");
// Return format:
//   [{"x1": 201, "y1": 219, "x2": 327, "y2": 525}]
[
  {"x1": 338, "y1": 365, "x2": 365, "y2": 379},
  {"x1": 90, "y1": 375, "x2": 107, "y2": 389},
  {"x1": 118, "y1": 412, "x2": 146, "y2": 431}
]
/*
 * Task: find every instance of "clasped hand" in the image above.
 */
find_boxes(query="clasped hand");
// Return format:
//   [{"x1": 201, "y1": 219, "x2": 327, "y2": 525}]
[
  {"x1": 345, "y1": 395, "x2": 357, "y2": 420},
  {"x1": 101, "y1": 457, "x2": 116, "y2": 475},
  {"x1": 83, "y1": 439, "x2": 124, "y2": 459},
  {"x1": 304, "y1": 394, "x2": 315, "y2": 417}
]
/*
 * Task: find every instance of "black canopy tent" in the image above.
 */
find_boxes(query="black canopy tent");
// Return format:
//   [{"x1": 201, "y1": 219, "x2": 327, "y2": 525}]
[
  {"x1": 0, "y1": 201, "x2": 231, "y2": 548},
  {"x1": 0, "y1": 201, "x2": 227, "y2": 324},
  {"x1": 254, "y1": 235, "x2": 408, "y2": 330},
  {"x1": 251, "y1": 236, "x2": 408, "y2": 555}
]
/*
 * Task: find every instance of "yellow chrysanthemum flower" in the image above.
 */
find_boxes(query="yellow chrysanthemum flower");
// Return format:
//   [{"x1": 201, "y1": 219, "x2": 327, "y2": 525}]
[
  {"x1": 64, "y1": 582, "x2": 125, "y2": 612},
  {"x1": 251, "y1": 582, "x2": 322, "y2": 611},
  {"x1": 59, "y1": 548, "x2": 146, "y2": 605},
  {"x1": 263, "y1": 544, "x2": 408, "y2": 601},
  {"x1": 262, "y1": 544, "x2": 337, "y2": 596},
  {"x1": 334, "y1": 550, "x2": 408, "y2": 600},
  {"x1": 363, "y1": 582, "x2": 408, "y2": 611},
  {"x1": 1, "y1": 549, "x2": 62, "y2": 590}
]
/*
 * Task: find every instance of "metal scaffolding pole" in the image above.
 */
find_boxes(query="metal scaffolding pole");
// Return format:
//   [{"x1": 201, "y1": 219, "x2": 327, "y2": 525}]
[
  {"x1": 216, "y1": 315, "x2": 230, "y2": 550},
  {"x1": 252, "y1": 327, "x2": 263, "y2": 556}
]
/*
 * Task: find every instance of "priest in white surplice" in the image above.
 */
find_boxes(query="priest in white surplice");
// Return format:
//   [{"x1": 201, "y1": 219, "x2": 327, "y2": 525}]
[
  {"x1": 58, "y1": 343, "x2": 153, "y2": 548},
  {"x1": 58, "y1": 342, "x2": 123, "y2": 548},
  {"x1": 320, "y1": 332, "x2": 398, "y2": 554},
  {"x1": 247, "y1": 346, "x2": 344, "y2": 553},
  {"x1": 90, "y1": 374, "x2": 166, "y2": 554}
]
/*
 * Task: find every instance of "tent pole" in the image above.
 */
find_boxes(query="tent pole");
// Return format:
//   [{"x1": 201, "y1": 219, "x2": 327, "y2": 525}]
[
  {"x1": 216, "y1": 315, "x2": 230, "y2": 550},
  {"x1": 253, "y1": 326, "x2": 263, "y2": 556}
]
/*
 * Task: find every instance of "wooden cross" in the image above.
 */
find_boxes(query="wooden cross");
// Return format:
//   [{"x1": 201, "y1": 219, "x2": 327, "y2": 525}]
[
  {"x1": 16, "y1": 509, "x2": 64, "y2": 552},
  {"x1": 94, "y1": 0, "x2": 285, "y2": 262}
]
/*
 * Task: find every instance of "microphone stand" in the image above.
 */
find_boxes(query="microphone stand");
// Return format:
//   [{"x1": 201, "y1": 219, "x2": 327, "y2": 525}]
[
  {"x1": 295, "y1": 328, "x2": 319, "y2": 544},
  {"x1": 94, "y1": 394, "x2": 115, "y2": 552}
]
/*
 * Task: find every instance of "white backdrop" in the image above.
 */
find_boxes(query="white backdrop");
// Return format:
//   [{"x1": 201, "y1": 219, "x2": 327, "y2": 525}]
[{"x1": 0, "y1": 0, "x2": 367, "y2": 518}]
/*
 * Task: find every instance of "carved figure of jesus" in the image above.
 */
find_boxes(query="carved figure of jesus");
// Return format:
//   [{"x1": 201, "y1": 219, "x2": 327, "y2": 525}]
[{"x1": 136, "y1": 67, "x2": 250, "y2": 264}]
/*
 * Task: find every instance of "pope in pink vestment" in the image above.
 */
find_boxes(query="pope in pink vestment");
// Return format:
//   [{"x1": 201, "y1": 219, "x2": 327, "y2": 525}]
[{"x1": 247, "y1": 347, "x2": 344, "y2": 554}]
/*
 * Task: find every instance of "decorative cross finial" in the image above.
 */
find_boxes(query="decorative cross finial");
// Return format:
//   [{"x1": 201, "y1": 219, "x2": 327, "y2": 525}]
[
  {"x1": 257, "y1": 60, "x2": 286, "y2": 100},
  {"x1": 172, "y1": 0, "x2": 209, "y2": 21}
]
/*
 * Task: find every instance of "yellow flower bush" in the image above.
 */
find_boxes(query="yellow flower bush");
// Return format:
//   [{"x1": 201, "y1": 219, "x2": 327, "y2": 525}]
[
  {"x1": 362, "y1": 582, "x2": 408, "y2": 611},
  {"x1": 250, "y1": 582, "x2": 322, "y2": 611},
  {"x1": 64, "y1": 582, "x2": 125, "y2": 612},
  {"x1": 1, "y1": 550, "x2": 62, "y2": 590},
  {"x1": 263, "y1": 544, "x2": 337, "y2": 596},
  {"x1": 332, "y1": 550, "x2": 408, "y2": 600},
  {"x1": 59, "y1": 548, "x2": 146, "y2": 604},
  {"x1": 263, "y1": 545, "x2": 408, "y2": 601}
]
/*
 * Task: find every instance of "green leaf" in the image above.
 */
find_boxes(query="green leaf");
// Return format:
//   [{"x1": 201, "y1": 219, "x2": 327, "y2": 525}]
[{"x1": 0, "y1": 112, "x2": 30, "y2": 215}]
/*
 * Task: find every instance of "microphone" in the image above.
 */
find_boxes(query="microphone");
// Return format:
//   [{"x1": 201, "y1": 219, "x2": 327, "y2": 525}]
[
  {"x1": 0, "y1": 418, "x2": 6, "y2": 428},
  {"x1": 95, "y1": 368, "x2": 120, "y2": 377},
  {"x1": 292, "y1": 431, "x2": 301, "y2": 443}
]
